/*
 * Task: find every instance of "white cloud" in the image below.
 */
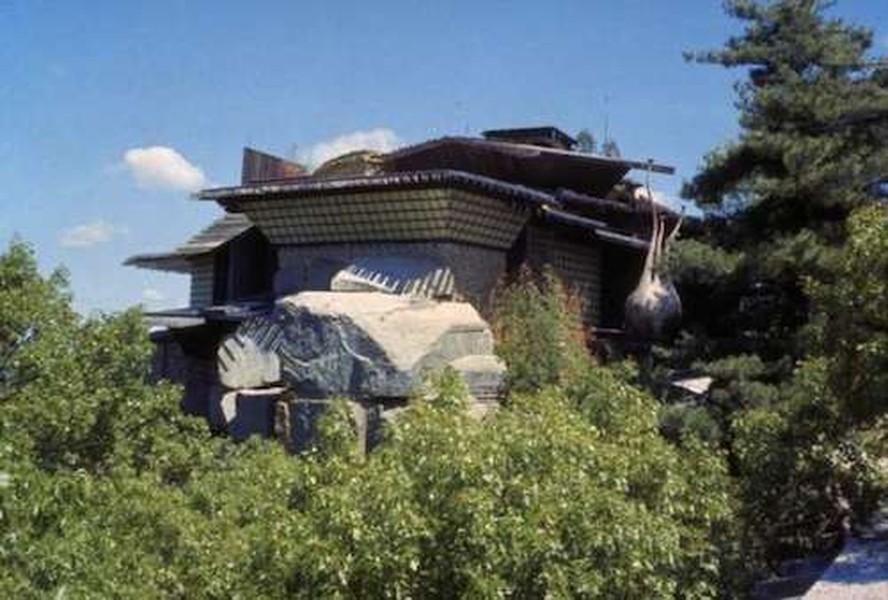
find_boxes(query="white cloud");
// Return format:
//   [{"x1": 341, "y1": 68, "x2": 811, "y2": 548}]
[
  {"x1": 299, "y1": 128, "x2": 402, "y2": 169},
  {"x1": 142, "y1": 288, "x2": 166, "y2": 303},
  {"x1": 59, "y1": 221, "x2": 126, "y2": 248},
  {"x1": 123, "y1": 146, "x2": 206, "y2": 191}
]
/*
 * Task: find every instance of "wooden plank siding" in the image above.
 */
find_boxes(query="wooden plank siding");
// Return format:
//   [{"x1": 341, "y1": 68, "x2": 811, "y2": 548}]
[{"x1": 189, "y1": 256, "x2": 215, "y2": 308}]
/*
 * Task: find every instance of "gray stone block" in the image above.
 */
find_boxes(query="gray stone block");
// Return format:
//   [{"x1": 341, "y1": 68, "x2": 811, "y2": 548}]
[{"x1": 280, "y1": 398, "x2": 372, "y2": 454}]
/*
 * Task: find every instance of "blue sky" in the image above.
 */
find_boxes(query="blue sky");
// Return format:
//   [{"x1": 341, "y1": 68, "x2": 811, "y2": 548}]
[{"x1": 2, "y1": 1, "x2": 885, "y2": 313}]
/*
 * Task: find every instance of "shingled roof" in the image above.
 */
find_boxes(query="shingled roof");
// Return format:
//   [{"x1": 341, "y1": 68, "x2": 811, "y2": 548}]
[
  {"x1": 384, "y1": 136, "x2": 672, "y2": 193},
  {"x1": 124, "y1": 213, "x2": 253, "y2": 273}
]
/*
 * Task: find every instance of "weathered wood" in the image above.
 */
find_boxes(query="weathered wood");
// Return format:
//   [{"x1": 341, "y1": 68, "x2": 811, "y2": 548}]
[{"x1": 242, "y1": 147, "x2": 306, "y2": 184}]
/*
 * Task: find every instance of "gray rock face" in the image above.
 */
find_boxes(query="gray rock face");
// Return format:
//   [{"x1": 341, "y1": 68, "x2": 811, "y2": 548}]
[
  {"x1": 275, "y1": 398, "x2": 371, "y2": 454},
  {"x1": 221, "y1": 291, "x2": 503, "y2": 400}
]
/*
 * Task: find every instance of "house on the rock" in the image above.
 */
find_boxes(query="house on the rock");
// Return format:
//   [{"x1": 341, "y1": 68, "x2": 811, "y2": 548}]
[{"x1": 126, "y1": 126, "x2": 674, "y2": 442}]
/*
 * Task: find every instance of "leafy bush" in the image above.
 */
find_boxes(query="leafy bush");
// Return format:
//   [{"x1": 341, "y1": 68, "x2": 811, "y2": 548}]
[
  {"x1": 732, "y1": 359, "x2": 883, "y2": 569},
  {"x1": 491, "y1": 267, "x2": 589, "y2": 393},
  {"x1": 806, "y1": 204, "x2": 888, "y2": 424},
  {"x1": 284, "y1": 367, "x2": 737, "y2": 598},
  {"x1": 0, "y1": 241, "x2": 739, "y2": 597},
  {"x1": 658, "y1": 403, "x2": 723, "y2": 447}
]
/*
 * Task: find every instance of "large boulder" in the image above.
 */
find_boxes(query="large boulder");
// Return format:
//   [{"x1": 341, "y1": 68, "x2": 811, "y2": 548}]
[{"x1": 217, "y1": 291, "x2": 504, "y2": 400}]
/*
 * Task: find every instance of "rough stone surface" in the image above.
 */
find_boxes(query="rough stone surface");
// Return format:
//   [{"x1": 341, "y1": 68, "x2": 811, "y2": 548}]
[
  {"x1": 448, "y1": 354, "x2": 506, "y2": 400},
  {"x1": 286, "y1": 398, "x2": 328, "y2": 453},
  {"x1": 225, "y1": 291, "x2": 497, "y2": 400},
  {"x1": 276, "y1": 398, "x2": 371, "y2": 454},
  {"x1": 217, "y1": 331, "x2": 281, "y2": 389}
]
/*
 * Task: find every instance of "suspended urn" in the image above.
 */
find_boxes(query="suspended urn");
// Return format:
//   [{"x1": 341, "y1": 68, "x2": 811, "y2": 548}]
[{"x1": 624, "y1": 182, "x2": 683, "y2": 341}]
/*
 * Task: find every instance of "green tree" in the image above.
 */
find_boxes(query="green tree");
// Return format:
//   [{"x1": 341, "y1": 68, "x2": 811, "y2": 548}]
[
  {"x1": 575, "y1": 128, "x2": 597, "y2": 154},
  {"x1": 0, "y1": 241, "x2": 210, "y2": 477},
  {"x1": 805, "y1": 204, "x2": 888, "y2": 424},
  {"x1": 668, "y1": 0, "x2": 887, "y2": 566},
  {"x1": 675, "y1": 0, "x2": 888, "y2": 393}
]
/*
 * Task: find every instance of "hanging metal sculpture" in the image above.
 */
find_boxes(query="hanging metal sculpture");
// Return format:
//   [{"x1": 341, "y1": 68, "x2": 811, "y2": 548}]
[{"x1": 624, "y1": 165, "x2": 683, "y2": 340}]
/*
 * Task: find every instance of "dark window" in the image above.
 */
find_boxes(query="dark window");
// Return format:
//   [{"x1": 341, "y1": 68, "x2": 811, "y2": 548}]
[
  {"x1": 213, "y1": 246, "x2": 230, "y2": 304},
  {"x1": 226, "y1": 229, "x2": 277, "y2": 302}
]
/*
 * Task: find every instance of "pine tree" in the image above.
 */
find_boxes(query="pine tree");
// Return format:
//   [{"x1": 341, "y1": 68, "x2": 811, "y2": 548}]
[
  {"x1": 575, "y1": 128, "x2": 597, "y2": 154},
  {"x1": 665, "y1": 0, "x2": 888, "y2": 567},
  {"x1": 672, "y1": 0, "x2": 888, "y2": 411}
]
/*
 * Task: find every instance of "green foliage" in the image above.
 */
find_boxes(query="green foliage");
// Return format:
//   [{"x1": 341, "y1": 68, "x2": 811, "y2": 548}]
[
  {"x1": 312, "y1": 397, "x2": 362, "y2": 460},
  {"x1": 806, "y1": 204, "x2": 888, "y2": 424},
  {"x1": 668, "y1": 238, "x2": 743, "y2": 284},
  {"x1": 659, "y1": 403, "x2": 723, "y2": 447},
  {"x1": 0, "y1": 240, "x2": 75, "y2": 402},
  {"x1": 1, "y1": 441, "x2": 301, "y2": 599},
  {"x1": 0, "y1": 240, "x2": 739, "y2": 597},
  {"x1": 284, "y1": 368, "x2": 737, "y2": 599},
  {"x1": 732, "y1": 359, "x2": 882, "y2": 568},
  {"x1": 0, "y1": 240, "x2": 235, "y2": 596},
  {"x1": 685, "y1": 0, "x2": 888, "y2": 223},
  {"x1": 665, "y1": 0, "x2": 888, "y2": 569},
  {"x1": 492, "y1": 268, "x2": 589, "y2": 393},
  {"x1": 674, "y1": 0, "x2": 888, "y2": 371}
]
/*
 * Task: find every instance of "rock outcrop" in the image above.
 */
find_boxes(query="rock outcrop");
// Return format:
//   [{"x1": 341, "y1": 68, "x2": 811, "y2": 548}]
[{"x1": 211, "y1": 291, "x2": 505, "y2": 447}]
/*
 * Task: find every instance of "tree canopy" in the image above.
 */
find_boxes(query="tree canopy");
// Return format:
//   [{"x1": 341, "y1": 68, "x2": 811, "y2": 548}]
[{"x1": 666, "y1": 0, "x2": 887, "y2": 567}]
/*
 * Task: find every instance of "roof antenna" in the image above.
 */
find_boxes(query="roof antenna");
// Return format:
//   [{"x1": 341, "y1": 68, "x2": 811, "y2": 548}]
[
  {"x1": 455, "y1": 99, "x2": 470, "y2": 135},
  {"x1": 602, "y1": 93, "x2": 611, "y2": 147}
]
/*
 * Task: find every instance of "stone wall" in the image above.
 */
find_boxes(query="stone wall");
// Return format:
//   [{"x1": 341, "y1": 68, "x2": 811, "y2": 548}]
[
  {"x1": 210, "y1": 292, "x2": 506, "y2": 451},
  {"x1": 275, "y1": 242, "x2": 507, "y2": 315}
]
